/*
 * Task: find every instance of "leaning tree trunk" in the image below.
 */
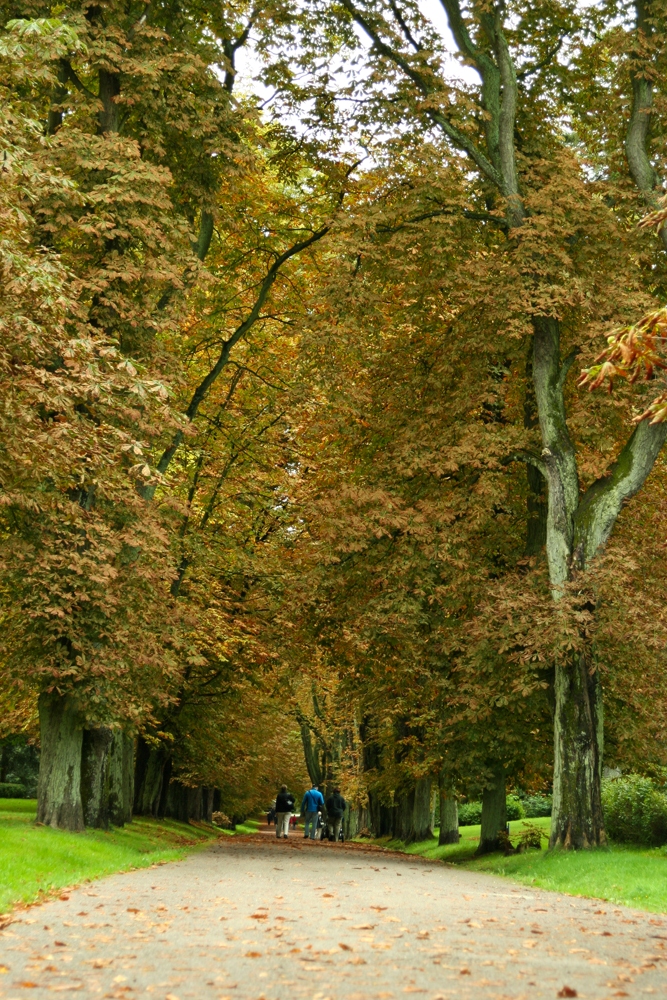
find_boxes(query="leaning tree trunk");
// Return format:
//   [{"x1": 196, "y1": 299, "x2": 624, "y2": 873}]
[
  {"x1": 438, "y1": 784, "x2": 459, "y2": 845},
  {"x1": 37, "y1": 691, "x2": 84, "y2": 831},
  {"x1": 550, "y1": 651, "x2": 605, "y2": 848},
  {"x1": 477, "y1": 767, "x2": 506, "y2": 855}
]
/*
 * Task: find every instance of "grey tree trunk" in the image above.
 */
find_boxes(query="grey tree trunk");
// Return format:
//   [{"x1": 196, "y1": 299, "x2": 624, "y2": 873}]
[
  {"x1": 108, "y1": 731, "x2": 134, "y2": 826},
  {"x1": 392, "y1": 779, "x2": 434, "y2": 843},
  {"x1": 438, "y1": 788, "x2": 459, "y2": 846},
  {"x1": 477, "y1": 768, "x2": 506, "y2": 854},
  {"x1": 81, "y1": 729, "x2": 134, "y2": 828},
  {"x1": 81, "y1": 728, "x2": 113, "y2": 828},
  {"x1": 134, "y1": 747, "x2": 167, "y2": 817},
  {"x1": 412, "y1": 777, "x2": 434, "y2": 842},
  {"x1": 37, "y1": 691, "x2": 84, "y2": 831},
  {"x1": 550, "y1": 653, "x2": 605, "y2": 848}
]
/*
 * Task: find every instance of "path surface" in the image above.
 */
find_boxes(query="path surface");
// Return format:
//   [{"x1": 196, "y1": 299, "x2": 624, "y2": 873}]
[{"x1": 1, "y1": 833, "x2": 665, "y2": 1000}]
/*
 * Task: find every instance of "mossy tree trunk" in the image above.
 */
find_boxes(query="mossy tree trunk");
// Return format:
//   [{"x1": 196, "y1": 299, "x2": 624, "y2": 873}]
[
  {"x1": 37, "y1": 691, "x2": 84, "y2": 831},
  {"x1": 438, "y1": 781, "x2": 459, "y2": 845},
  {"x1": 81, "y1": 728, "x2": 134, "y2": 828},
  {"x1": 477, "y1": 767, "x2": 506, "y2": 855},
  {"x1": 81, "y1": 727, "x2": 113, "y2": 828}
]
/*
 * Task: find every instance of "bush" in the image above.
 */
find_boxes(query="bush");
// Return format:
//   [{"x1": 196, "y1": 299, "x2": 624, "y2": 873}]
[
  {"x1": 458, "y1": 801, "x2": 482, "y2": 826},
  {"x1": 0, "y1": 782, "x2": 26, "y2": 798},
  {"x1": 602, "y1": 774, "x2": 667, "y2": 846},
  {"x1": 506, "y1": 795, "x2": 525, "y2": 821},
  {"x1": 458, "y1": 796, "x2": 527, "y2": 826},
  {"x1": 522, "y1": 794, "x2": 552, "y2": 818}
]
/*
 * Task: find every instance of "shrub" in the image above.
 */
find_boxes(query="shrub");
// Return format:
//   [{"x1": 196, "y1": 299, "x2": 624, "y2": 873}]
[
  {"x1": 458, "y1": 801, "x2": 482, "y2": 826},
  {"x1": 506, "y1": 795, "x2": 525, "y2": 820},
  {"x1": 0, "y1": 782, "x2": 26, "y2": 798},
  {"x1": 458, "y1": 796, "x2": 527, "y2": 826},
  {"x1": 602, "y1": 774, "x2": 667, "y2": 846},
  {"x1": 522, "y1": 795, "x2": 552, "y2": 818}
]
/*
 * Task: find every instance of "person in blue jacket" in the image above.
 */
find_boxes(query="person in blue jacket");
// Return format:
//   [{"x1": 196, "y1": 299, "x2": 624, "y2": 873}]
[{"x1": 301, "y1": 783, "x2": 325, "y2": 839}]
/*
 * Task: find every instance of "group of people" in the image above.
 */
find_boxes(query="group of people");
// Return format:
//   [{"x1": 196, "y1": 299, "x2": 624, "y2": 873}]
[{"x1": 270, "y1": 783, "x2": 347, "y2": 841}]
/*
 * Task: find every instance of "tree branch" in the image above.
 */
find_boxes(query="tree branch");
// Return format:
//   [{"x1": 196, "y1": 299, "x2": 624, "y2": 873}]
[
  {"x1": 143, "y1": 225, "x2": 330, "y2": 499},
  {"x1": 573, "y1": 418, "x2": 667, "y2": 569}
]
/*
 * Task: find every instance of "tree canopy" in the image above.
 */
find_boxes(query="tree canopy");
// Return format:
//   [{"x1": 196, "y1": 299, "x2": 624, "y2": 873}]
[{"x1": 2, "y1": 0, "x2": 667, "y2": 846}]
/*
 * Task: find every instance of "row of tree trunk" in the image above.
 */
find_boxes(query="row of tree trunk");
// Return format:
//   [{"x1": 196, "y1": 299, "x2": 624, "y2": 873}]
[{"x1": 35, "y1": 693, "x2": 221, "y2": 831}]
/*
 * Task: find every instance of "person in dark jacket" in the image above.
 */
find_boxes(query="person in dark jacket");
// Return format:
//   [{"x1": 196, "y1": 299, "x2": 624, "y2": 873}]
[
  {"x1": 275, "y1": 785, "x2": 295, "y2": 839},
  {"x1": 325, "y1": 788, "x2": 347, "y2": 842}
]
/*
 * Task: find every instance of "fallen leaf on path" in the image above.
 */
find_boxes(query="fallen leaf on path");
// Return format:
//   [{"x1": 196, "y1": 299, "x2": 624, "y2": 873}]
[
  {"x1": 127, "y1": 907, "x2": 140, "y2": 913},
  {"x1": 76, "y1": 912, "x2": 87, "y2": 917},
  {"x1": 91, "y1": 960, "x2": 110, "y2": 969},
  {"x1": 557, "y1": 989, "x2": 577, "y2": 998},
  {"x1": 346, "y1": 957, "x2": 366, "y2": 965},
  {"x1": 0, "y1": 966, "x2": 7, "y2": 974},
  {"x1": 54, "y1": 941, "x2": 66, "y2": 947},
  {"x1": 244, "y1": 952, "x2": 261, "y2": 958},
  {"x1": 18, "y1": 983, "x2": 39, "y2": 989},
  {"x1": 338, "y1": 943, "x2": 352, "y2": 951},
  {"x1": 59, "y1": 895, "x2": 69, "y2": 901},
  {"x1": 112, "y1": 976, "x2": 127, "y2": 983},
  {"x1": 250, "y1": 913, "x2": 268, "y2": 920},
  {"x1": 459, "y1": 968, "x2": 471, "y2": 975},
  {"x1": 370, "y1": 906, "x2": 387, "y2": 911},
  {"x1": 523, "y1": 940, "x2": 537, "y2": 948},
  {"x1": 352, "y1": 924, "x2": 375, "y2": 930}
]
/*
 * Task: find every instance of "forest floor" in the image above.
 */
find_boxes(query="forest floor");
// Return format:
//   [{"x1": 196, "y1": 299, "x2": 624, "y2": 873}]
[
  {"x1": 377, "y1": 818, "x2": 667, "y2": 915},
  {"x1": 0, "y1": 799, "x2": 259, "y2": 915},
  {"x1": 1, "y1": 831, "x2": 666, "y2": 1000}
]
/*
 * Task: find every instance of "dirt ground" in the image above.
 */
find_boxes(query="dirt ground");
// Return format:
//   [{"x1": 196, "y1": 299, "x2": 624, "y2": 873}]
[{"x1": 1, "y1": 831, "x2": 665, "y2": 1000}]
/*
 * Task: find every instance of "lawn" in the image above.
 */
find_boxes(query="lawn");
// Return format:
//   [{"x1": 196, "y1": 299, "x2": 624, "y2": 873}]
[
  {"x1": 369, "y1": 816, "x2": 667, "y2": 914},
  {"x1": 0, "y1": 799, "x2": 259, "y2": 914}
]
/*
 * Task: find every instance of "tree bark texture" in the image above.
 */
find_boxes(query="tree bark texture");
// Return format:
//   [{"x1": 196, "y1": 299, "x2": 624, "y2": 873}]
[
  {"x1": 550, "y1": 654, "x2": 605, "y2": 848},
  {"x1": 37, "y1": 691, "x2": 85, "y2": 831},
  {"x1": 438, "y1": 789, "x2": 459, "y2": 845},
  {"x1": 81, "y1": 728, "x2": 132, "y2": 828},
  {"x1": 165, "y1": 781, "x2": 203, "y2": 822},
  {"x1": 477, "y1": 768, "x2": 506, "y2": 854},
  {"x1": 134, "y1": 742, "x2": 168, "y2": 817},
  {"x1": 393, "y1": 778, "x2": 434, "y2": 843},
  {"x1": 81, "y1": 727, "x2": 114, "y2": 828},
  {"x1": 203, "y1": 787, "x2": 214, "y2": 823}
]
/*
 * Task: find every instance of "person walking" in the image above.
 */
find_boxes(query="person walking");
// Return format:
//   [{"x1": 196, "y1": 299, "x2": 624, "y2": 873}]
[
  {"x1": 300, "y1": 783, "x2": 325, "y2": 840},
  {"x1": 325, "y1": 787, "x2": 347, "y2": 842},
  {"x1": 274, "y1": 785, "x2": 295, "y2": 839}
]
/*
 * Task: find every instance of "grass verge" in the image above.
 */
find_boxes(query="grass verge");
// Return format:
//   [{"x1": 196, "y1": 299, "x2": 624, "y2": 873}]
[
  {"x1": 367, "y1": 817, "x2": 667, "y2": 914},
  {"x1": 0, "y1": 799, "x2": 259, "y2": 915}
]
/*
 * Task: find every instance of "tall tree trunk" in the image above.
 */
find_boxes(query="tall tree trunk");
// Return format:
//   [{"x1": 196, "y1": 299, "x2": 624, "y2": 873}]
[
  {"x1": 550, "y1": 652, "x2": 605, "y2": 847},
  {"x1": 438, "y1": 782, "x2": 459, "y2": 845},
  {"x1": 134, "y1": 746, "x2": 167, "y2": 817},
  {"x1": 203, "y1": 787, "x2": 214, "y2": 823},
  {"x1": 106, "y1": 730, "x2": 133, "y2": 826},
  {"x1": 37, "y1": 692, "x2": 84, "y2": 831},
  {"x1": 477, "y1": 767, "x2": 506, "y2": 855},
  {"x1": 81, "y1": 727, "x2": 113, "y2": 828},
  {"x1": 299, "y1": 721, "x2": 324, "y2": 786},
  {"x1": 412, "y1": 777, "x2": 434, "y2": 842}
]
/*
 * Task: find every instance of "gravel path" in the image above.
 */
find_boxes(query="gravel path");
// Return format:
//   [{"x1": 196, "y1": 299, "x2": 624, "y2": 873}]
[{"x1": 1, "y1": 832, "x2": 665, "y2": 999}]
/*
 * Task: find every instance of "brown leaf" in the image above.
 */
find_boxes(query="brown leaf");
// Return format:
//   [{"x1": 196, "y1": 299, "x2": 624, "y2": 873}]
[
  {"x1": 459, "y1": 968, "x2": 471, "y2": 976},
  {"x1": 244, "y1": 951, "x2": 261, "y2": 958},
  {"x1": 557, "y1": 989, "x2": 577, "y2": 998},
  {"x1": 338, "y1": 943, "x2": 353, "y2": 951}
]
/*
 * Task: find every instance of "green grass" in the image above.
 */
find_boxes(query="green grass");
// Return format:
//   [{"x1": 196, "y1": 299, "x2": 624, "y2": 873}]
[
  {"x1": 0, "y1": 799, "x2": 259, "y2": 915},
  {"x1": 366, "y1": 816, "x2": 667, "y2": 914}
]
